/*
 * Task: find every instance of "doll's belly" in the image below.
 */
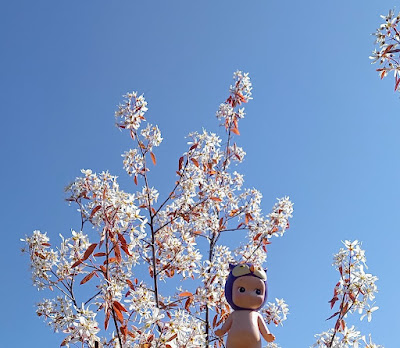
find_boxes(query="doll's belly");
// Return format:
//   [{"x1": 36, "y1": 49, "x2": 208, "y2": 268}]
[{"x1": 226, "y1": 328, "x2": 261, "y2": 348}]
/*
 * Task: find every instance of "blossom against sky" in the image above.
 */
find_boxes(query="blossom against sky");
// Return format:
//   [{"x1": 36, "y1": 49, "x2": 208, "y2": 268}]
[{"x1": 2, "y1": 1, "x2": 400, "y2": 347}]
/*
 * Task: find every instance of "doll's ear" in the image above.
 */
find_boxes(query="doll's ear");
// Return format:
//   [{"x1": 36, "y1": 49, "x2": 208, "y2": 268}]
[{"x1": 229, "y1": 264, "x2": 236, "y2": 271}]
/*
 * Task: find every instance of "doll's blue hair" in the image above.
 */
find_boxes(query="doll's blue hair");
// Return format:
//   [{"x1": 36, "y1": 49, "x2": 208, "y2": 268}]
[{"x1": 224, "y1": 263, "x2": 268, "y2": 311}]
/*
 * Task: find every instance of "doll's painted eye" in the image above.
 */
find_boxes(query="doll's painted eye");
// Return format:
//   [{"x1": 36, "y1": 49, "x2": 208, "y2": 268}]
[
  {"x1": 239, "y1": 287, "x2": 246, "y2": 293},
  {"x1": 255, "y1": 289, "x2": 262, "y2": 295}
]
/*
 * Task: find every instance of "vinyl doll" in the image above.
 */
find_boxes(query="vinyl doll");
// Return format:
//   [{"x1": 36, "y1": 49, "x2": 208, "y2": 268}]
[{"x1": 215, "y1": 263, "x2": 275, "y2": 348}]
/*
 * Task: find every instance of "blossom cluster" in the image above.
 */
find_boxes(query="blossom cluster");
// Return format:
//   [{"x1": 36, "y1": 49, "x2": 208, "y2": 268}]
[
  {"x1": 115, "y1": 92, "x2": 148, "y2": 130},
  {"x1": 311, "y1": 241, "x2": 381, "y2": 348},
  {"x1": 370, "y1": 9, "x2": 400, "y2": 92},
  {"x1": 23, "y1": 71, "x2": 293, "y2": 348},
  {"x1": 261, "y1": 298, "x2": 289, "y2": 327},
  {"x1": 216, "y1": 70, "x2": 252, "y2": 135}
]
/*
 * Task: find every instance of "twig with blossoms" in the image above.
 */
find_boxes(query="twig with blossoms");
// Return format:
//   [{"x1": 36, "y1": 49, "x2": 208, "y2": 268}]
[
  {"x1": 311, "y1": 240, "x2": 382, "y2": 348},
  {"x1": 370, "y1": 9, "x2": 400, "y2": 92}
]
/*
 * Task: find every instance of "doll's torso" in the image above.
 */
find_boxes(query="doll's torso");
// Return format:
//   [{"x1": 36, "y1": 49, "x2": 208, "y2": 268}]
[{"x1": 226, "y1": 310, "x2": 262, "y2": 348}]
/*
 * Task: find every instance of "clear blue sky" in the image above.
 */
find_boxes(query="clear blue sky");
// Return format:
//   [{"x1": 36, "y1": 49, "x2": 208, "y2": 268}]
[{"x1": 1, "y1": 1, "x2": 399, "y2": 347}]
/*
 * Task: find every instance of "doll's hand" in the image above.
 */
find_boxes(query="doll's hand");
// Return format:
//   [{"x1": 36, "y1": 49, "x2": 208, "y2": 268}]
[
  {"x1": 215, "y1": 329, "x2": 224, "y2": 337},
  {"x1": 265, "y1": 333, "x2": 275, "y2": 342}
]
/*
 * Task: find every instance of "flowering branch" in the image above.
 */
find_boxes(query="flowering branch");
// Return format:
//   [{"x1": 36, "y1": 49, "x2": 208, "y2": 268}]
[
  {"x1": 312, "y1": 240, "x2": 382, "y2": 348},
  {"x1": 22, "y1": 71, "x2": 293, "y2": 347},
  {"x1": 370, "y1": 9, "x2": 400, "y2": 93}
]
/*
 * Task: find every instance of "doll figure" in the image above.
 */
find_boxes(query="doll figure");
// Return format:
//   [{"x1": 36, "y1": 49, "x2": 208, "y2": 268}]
[{"x1": 214, "y1": 263, "x2": 275, "y2": 348}]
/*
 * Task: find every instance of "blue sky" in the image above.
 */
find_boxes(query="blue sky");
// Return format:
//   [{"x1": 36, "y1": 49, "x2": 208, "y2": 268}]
[{"x1": 1, "y1": 1, "x2": 399, "y2": 347}]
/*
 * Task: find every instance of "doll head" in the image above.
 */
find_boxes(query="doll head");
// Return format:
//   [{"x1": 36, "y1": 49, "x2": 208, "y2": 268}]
[{"x1": 224, "y1": 263, "x2": 268, "y2": 311}]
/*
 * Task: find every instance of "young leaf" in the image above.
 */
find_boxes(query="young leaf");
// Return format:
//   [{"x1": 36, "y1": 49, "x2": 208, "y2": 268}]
[
  {"x1": 113, "y1": 301, "x2": 128, "y2": 313},
  {"x1": 178, "y1": 291, "x2": 193, "y2": 297},
  {"x1": 90, "y1": 205, "x2": 101, "y2": 220},
  {"x1": 80, "y1": 271, "x2": 96, "y2": 285},
  {"x1": 231, "y1": 127, "x2": 240, "y2": 135},
  {"x1": 82, "y1": 243, "x2": 98, "y2": 261},
  {"x1": 151, "y1": 152, "x2": 157, "y2": 165}
]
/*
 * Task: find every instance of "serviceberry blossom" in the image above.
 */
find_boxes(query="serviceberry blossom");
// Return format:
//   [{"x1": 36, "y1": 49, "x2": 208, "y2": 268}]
[
  {"x1": 311, "y1": 241, "x2": 382, "y2": 348},
  {"x1": 261, "y1": 298, "x2": 289, "y2": 327},
  {"x1": 115, "y1": 92, "x2": 148, "y2": 130},
  {"x1": 23, "y1": 71, "x2": 293, "y2": 348},
  {"x1": 370, "y1": 9, "x2": 400, "y2": 92}
]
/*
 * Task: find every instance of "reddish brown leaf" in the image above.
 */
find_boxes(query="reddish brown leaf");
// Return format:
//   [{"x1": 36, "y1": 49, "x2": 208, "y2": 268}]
[
  {"x1": 191, "y1": 158, "x2": 199, "y2": 167},
  {"x1": 113, "y1": 301, "x2": 128, "y2": 313},
  {"x1": 150, "y1": 152, "x2": 157, "y2": 165},
  {"x1": 82, "y1": 243, "x2": 98, "y2": 261},
  {"x1": 126, "y1": 279, "x2": 135, "y2": 290},
  {"x1": 93, "y1": 252, "x2": 106, "y2": 257},
  {"x1": 213, "y1": 314, "x2": 218, "y2": 328},
  {"x1": 179, "y1": 291, "x2": 193, "y2": 297},
  {"x1": 326, "y1": 311, "x2": 340, "y2": 321},
  {"x1": 121, "y1": 243, "x2": 131, "y2": 256},
  {"x1": 104, "y1": 257, "x2": 117, "y2": 264},
  {"x1": 189, "y1": 143, "x2": 198, "y2": 151},
  {"x1": 178, "y1": 156, "x2": 184, "y2": 171},
  {"x1": 237, "y1": 222, "x2": 245, "y2": 229},
  {"x1": 117, "y1": 233, "x2": 127, "y2": 246},
  {"x1": 120, "y1": 325, "x2": 127, "y2": 339},
  {"x1": 166, "y1": 334, "x2": 177, "y2": 343},
  {"x1": 128, "y1": 331, "x2": 136, "y2": 339},
  {"x1": 34, "y1": 251, "x2": 46, "y2": 260},
  {"x1": 114, "y1": 306, "x2": 124, "y2": 323},
  {"x1": 185, "y1": 297, "x2": 193, "y2": 312},
  {"x1": 253, "y1": 233, "x2": 262, "y2": 241},
  {"x1": 114, "y1": 244, "x2": 122, "y2": 264},
  {"x1": 104, "y1": 310, "x2": 110, "y2": 330},
  {"x1": 231, "y1": 127, "x2": 240, "y2": 135},
  {"x1": 134, "y1": 176, "x2": 138, "y2": 185},
  {"x1": 80, "y1": 271, "x2": 96, "y2": 285},
  {"x1": 210, "y1": 197, "x2": 222, "y2": 202},
  {"x1": 395, "y1": 77, "x2": 400, "y2": 91},
  {"x1": 90, "y1": 205, "x2": 101, "y2": 220},
  {"x1": 71, "y1": 259, "x2": 83, "y2": 268}
]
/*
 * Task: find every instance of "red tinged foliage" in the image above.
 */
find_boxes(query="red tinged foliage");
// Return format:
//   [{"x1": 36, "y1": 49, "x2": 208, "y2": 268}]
[
  {"x1": 80, "y1": 271, "x2": 96, "y2": 285},
  {"x1": 150, "y1": 152, "x2": 157, "y2": 165},
  {"x1": 178, "y1": 291, "x2": 193, "y2": 297},
  {"x1": 83, "y1": 243, "x2": 98, "y2": 261}
]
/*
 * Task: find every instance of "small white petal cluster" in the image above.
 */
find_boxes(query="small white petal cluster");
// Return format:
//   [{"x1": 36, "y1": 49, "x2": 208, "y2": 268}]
[
  {"x1": 312, "y1": 327, "x2": 383, "y2": 348},
  {"x1": 23, "y1": 71, "x2": 293, "y2": 348},
  {"x1": 261, "y1": 298, "x2": 289, "y2": 326},
  {"x1": 66, "y1": 169, "x2": 144, "y2": 232},
  {"x1": 21, "y1": 231, "x2": 58, "y2": 289},
  {"x1": 230, "y1": 70, "x2": 253, "y2": 104},
  {"x1": 141, "y1": 123, "x2": 163, "y2": 149},
  {"x1": 264, "y1": 343, "x2": 282, "y2": 348},
  {"x1": 370, "y1": 9, "x2": 400, "y2": 91},
  {"x1": 122, "y1": 149, "x2": 145, "y2": 177},
  {"x1": 115, "y1": 92, "x2": 148, "y2": 130},
  {"x1": 311, "y1": 241, "x2": 382, "y2": 348}
]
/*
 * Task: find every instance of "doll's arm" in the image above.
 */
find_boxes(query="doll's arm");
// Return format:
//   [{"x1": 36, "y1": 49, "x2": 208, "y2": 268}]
[
  {"x1": 257, "y1": 314, "x2": 275, "y2": 342},
  {"x1": 215, "y1": 313, "x2": 233, "y2": 337}
]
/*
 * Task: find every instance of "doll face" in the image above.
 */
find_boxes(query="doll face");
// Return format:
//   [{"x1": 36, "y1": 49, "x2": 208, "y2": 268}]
[{"x1": 232, "y1": 275, "x2": 266, "y2": 310}]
